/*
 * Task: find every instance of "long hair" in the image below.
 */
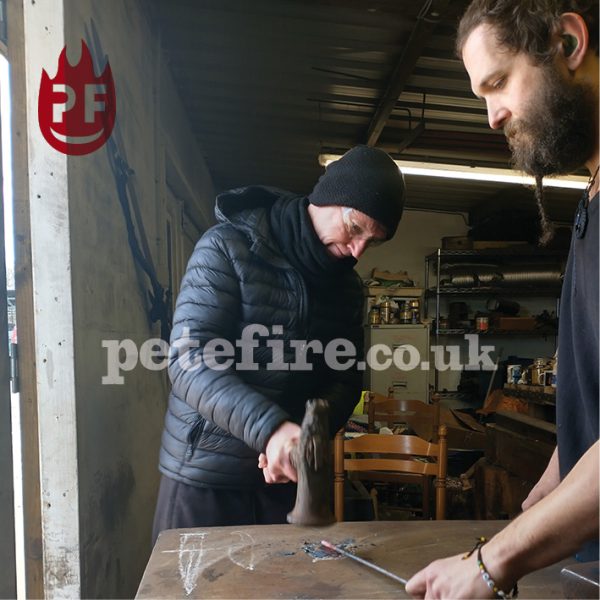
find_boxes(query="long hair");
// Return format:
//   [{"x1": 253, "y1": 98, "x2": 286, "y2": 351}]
[{"x1": 456, "y1": 0, "x2": 599, "y2": 61}]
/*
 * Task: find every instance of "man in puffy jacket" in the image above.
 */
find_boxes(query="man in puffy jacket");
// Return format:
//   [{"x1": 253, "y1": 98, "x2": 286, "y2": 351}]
[{"x1": 152, "y1": 145, "x2": 406, "y2": 542}]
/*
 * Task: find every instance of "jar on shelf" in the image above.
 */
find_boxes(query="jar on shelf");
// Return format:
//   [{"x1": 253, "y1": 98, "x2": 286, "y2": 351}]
[
  {"x1": 409, "y1": 299, "x2": 420, "y2": 323},
  {"x1": 399, "y1": 308, "x2": 412, "y2": 324},
  {"x1": 532, "y1": 357, "x2": 552, "y2": 385},
  {"x1": 475, "y1": 315, "x2": 489, "y2": 332},
  {"x1": 368, "y1": 305, "x2": 380, "y2": 325},
  {"x1": 380, "y1": 299, "x2": 392, "y2": 324}
]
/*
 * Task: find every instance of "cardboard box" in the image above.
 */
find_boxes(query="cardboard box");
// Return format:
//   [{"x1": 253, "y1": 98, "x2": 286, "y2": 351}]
[
  {"x1": 371, "y1": 268, "x2": 411, "y2": 282},
  {"x1": 442, "y1": 236, "x2": 472, "y2": 250},
  {"x1": 364, "y1": 286, "x2": 423, "y2": 298},
  {"x1": 472, "y1": 241, "x2": 528, "y2": 250},
  {"x1": 494, "y1": 316, "x2": 537, "y2": 331}
]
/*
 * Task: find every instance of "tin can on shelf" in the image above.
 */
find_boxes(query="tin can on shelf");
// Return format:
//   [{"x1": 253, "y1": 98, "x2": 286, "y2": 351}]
[
  {"x1": 409, "y1": 299, "x2": 420, "y2": 323},
  {"x1": 380, "y1": 300, "x2": 392, "y2": 324},
  {"x1": 399, "y1": 309, "x2": 412, "y2": 324},
  {"x1": 540, "y1": 371, "x2": 556, "y2": 386},
  {"x1": 532, "y1": 357, "x2": 552, "y2": 385},
  {"x1": 368, "y1": 306, "x2": 380, "y2": 325},
  {"x1": 507, "y1": 364, "x2": 522, "y2": 384},
  {"x1": 475, "y1": 316, "x2": 489, "y2": 332}
]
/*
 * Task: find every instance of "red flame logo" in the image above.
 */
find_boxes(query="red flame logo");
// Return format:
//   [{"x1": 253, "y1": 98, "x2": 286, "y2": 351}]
[{"x1": 38, "y1": 40, "x2": 116, "y2": 156}]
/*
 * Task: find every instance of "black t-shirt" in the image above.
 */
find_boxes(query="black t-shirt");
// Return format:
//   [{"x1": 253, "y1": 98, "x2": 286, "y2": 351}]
[{"x1": 556, "y1": 191, "x2": 599, "y2": 561}]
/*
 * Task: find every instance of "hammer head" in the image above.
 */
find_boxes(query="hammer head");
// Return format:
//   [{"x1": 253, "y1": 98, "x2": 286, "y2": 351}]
[{"x1": 287, "y1": 399, "x2": 336, "y2": 527}]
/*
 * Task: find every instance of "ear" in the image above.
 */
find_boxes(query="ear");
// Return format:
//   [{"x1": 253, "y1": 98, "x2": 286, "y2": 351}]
[{"x1": 557, "y1": 12, "x2": 589, "y2": 69}]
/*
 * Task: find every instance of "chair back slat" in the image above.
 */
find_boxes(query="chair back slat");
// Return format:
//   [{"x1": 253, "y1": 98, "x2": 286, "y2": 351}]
[
  {"x1": 344, "y1": 457, "x2": 438, "y2": 476},
  {"x1": 333, "y1": 424, "x2": 448, "y2": 522},
  {"x1": 344, "y1": 433, "x2": 436, "y2": 456},
  {"x1": 366, "y1": 391, "x2": 441, "y2": 442}
]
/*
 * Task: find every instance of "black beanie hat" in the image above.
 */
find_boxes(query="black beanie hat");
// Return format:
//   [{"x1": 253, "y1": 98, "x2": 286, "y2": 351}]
[{"x1": 308, "y1": 145, "x2": 406, "y2": 239}]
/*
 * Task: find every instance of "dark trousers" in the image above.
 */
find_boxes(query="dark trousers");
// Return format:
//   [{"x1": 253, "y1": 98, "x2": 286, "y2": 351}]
[{"x1": 152, "y1": 475, "x2": 297, "y2": 547}]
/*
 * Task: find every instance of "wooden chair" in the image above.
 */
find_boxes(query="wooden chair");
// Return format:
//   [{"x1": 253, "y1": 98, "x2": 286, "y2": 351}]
[
  {"x1": 334, "y1": 424, "x2": 448, "y2": 521},
  {"x1": 366, "y1": 391, "x2": 441, "y2": 442}
]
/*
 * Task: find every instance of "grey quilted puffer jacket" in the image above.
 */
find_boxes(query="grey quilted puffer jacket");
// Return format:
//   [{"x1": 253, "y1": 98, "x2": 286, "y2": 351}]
[{"x1": 158, "y1": 186, "x2": 364, "y2": 489}]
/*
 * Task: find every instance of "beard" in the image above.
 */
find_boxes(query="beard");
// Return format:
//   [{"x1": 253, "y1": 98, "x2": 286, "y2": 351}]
[
  {"x1": 506, "y1": 64, "x2": 596, "y2": 176},
  {"x1": 504, "y1": 65, "x2": 596, "y2": 244}
]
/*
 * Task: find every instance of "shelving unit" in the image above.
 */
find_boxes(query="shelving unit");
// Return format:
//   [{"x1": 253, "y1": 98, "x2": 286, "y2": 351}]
[{"x1": 424, "y1": 246, "x2": 567, "y2": 394}]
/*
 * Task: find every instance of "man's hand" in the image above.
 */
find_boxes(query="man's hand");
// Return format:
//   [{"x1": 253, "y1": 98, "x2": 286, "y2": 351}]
[
  {"x1": 258, "y1": 421, "x2": 301, "y2": 484},
  {"x1": 405, "y1": 551, "x2": 496, "y2": 599}
]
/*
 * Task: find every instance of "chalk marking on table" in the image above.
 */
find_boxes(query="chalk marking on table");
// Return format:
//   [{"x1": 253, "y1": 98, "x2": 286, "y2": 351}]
[
  {"x1": 173, "y1": 532, "x2": 206, "y2": 595},
  {"x1": 228, "y1": 530, "x2": 256, "y2": 571}
]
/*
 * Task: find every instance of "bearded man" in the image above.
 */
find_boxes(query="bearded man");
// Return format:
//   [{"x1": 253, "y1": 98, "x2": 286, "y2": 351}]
[{"x1": 406, "y1": 1, "x2": 599, "y2": 597}]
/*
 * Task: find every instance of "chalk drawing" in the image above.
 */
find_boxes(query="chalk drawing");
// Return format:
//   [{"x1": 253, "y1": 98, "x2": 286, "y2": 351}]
[
  {"x1": 164, "y1": 532, "x2": 207, "y2": 595},
  {"x1": 228, "y1": 530, "x2": 256, "y2": 571},
  {"x1": 160, "y1": 529, "x2": 257, "y2": 591}
]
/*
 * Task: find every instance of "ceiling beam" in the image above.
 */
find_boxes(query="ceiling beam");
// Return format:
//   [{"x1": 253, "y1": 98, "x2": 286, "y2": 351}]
[
  {"x1": 364, "y1": 0, "x2": 449, "y2": 147},
  {"x1": 394, "y1": 121, "x2": 426, "y2": 153}
]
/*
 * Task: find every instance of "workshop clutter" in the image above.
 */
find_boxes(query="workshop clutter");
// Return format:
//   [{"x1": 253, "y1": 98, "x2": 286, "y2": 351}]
[
  {"x1": 364, "y1": 268, "x2": 422, "y2": 325},
  {"x1": 435, "y1": 297, "x2": 558, "y2": 334},
  {"x1": 505, "y1": 356, "x2": 556, "y2": 387},
  {"x1": 439, "y1": 262, "x2": 564, "y2": 288},
  {"x1": 369, "y1": 297, "x2": 421, "y2": 325}
]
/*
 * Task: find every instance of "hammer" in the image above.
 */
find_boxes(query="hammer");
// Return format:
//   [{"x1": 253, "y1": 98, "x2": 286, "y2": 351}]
[{"x1": 287, "y1": 399, "x2": 336, "y2": 526}]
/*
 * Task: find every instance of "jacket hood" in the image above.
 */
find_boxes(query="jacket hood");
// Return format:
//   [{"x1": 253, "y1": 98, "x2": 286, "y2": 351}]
[
  {"x1": 216, "y1": 185, "x2": 295, "y2": 221},
  {"x1": 215, "y1": 185, "x2": 301, "y2": 263}
]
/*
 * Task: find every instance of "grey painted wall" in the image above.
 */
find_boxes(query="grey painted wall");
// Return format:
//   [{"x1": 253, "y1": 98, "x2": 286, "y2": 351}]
[
  {"x1": 356, "y1": 209, "x2": 469, "y2": 286},
  {"x1": 63, "y1": 1, "x2": 215, "y2": 596}
]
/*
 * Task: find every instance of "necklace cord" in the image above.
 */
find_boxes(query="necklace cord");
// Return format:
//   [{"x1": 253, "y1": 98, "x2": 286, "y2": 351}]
[{"x1": 585, "y1": 165, "x2": 600, "y2": 203}]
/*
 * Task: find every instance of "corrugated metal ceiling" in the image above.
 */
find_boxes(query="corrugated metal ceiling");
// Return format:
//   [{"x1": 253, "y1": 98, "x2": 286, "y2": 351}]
[{"x1": 149, "y1": 0, "x2": 581, "y2": 223}]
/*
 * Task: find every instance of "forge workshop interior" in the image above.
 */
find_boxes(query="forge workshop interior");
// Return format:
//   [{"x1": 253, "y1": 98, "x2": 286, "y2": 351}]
[{"x1": 0, "y1": 0, "x2": 597, "y2": 598}]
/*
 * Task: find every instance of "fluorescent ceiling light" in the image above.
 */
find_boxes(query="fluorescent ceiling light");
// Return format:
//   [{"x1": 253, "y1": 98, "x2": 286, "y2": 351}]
[{"x1": 318, "y1": 154, "x2": 587, "y2": 190}]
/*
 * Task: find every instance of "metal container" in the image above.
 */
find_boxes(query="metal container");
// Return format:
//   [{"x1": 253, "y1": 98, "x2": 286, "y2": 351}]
[
  {"x1": 409, "y1": 300, "x2": 420, "y2": 323},
  {"x1": 368, "y1": 306, "x2": 381, "y2": 325},
  {"x1": 380, "y1": 301, "x2": 392, "y2": 324},
  {"x1": 507, "y1": 364, "x2": 522, "y2": 385},
  {"x1": 486, "y1": 298, "x2": 520, "y2": 316},
  {"x1": 475, "y1": 316, "x2": 489, "y2": 332},
  {"x1": 399, "y1": 309, "x2": 412, "y2": 324},
  {"x1": 532, "y1": 357, "x2": 552, "y2": 385}
]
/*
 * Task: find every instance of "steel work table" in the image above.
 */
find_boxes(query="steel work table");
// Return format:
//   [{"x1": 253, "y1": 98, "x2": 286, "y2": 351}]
[{"x1": 136, "y1": 520, "x2": 568, "y2": 599}]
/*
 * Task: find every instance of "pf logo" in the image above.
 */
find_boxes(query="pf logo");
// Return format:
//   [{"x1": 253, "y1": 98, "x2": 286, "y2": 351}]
[{"x1": 38, "y1": 40, "x2": 116, "y2": 156}]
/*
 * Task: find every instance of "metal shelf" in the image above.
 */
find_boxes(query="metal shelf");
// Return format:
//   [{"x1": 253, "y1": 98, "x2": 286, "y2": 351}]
[
  {"x1": 435, "y1": 328, "x2": 557, "y2": 337},
  {"x1": 424, "y1": 246, "x2": 564, "y2": 392},
  {"x1": 425, "y1": 286, "x2": 562, "y2": 297},
  {"x1": 425, "y1": 247, "x2": 567, "y2": 261}
]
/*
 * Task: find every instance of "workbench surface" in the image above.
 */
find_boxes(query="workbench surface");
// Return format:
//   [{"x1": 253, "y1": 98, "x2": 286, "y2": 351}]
[{"x1": 136, "y1": 520, "x2": 567, "y2": 599}]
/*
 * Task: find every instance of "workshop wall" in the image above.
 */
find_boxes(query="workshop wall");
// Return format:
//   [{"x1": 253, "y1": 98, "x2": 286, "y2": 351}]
[
  {"x1": 356, "y1": 210, "x2": 469, "y2": 286},
  {"x1": 63, "y1": 1, "x2": 215, "y2": 597}
]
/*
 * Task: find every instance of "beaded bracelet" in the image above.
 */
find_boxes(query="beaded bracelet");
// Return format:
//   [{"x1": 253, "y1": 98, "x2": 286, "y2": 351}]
[{"x1": 462, "y1": 537, "x2": 519, "y2": 599}]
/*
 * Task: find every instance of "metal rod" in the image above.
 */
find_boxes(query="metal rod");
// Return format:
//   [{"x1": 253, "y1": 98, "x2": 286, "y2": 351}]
[{"x1": 320, "y1": 540, "x2": 408, "y2": 586}]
